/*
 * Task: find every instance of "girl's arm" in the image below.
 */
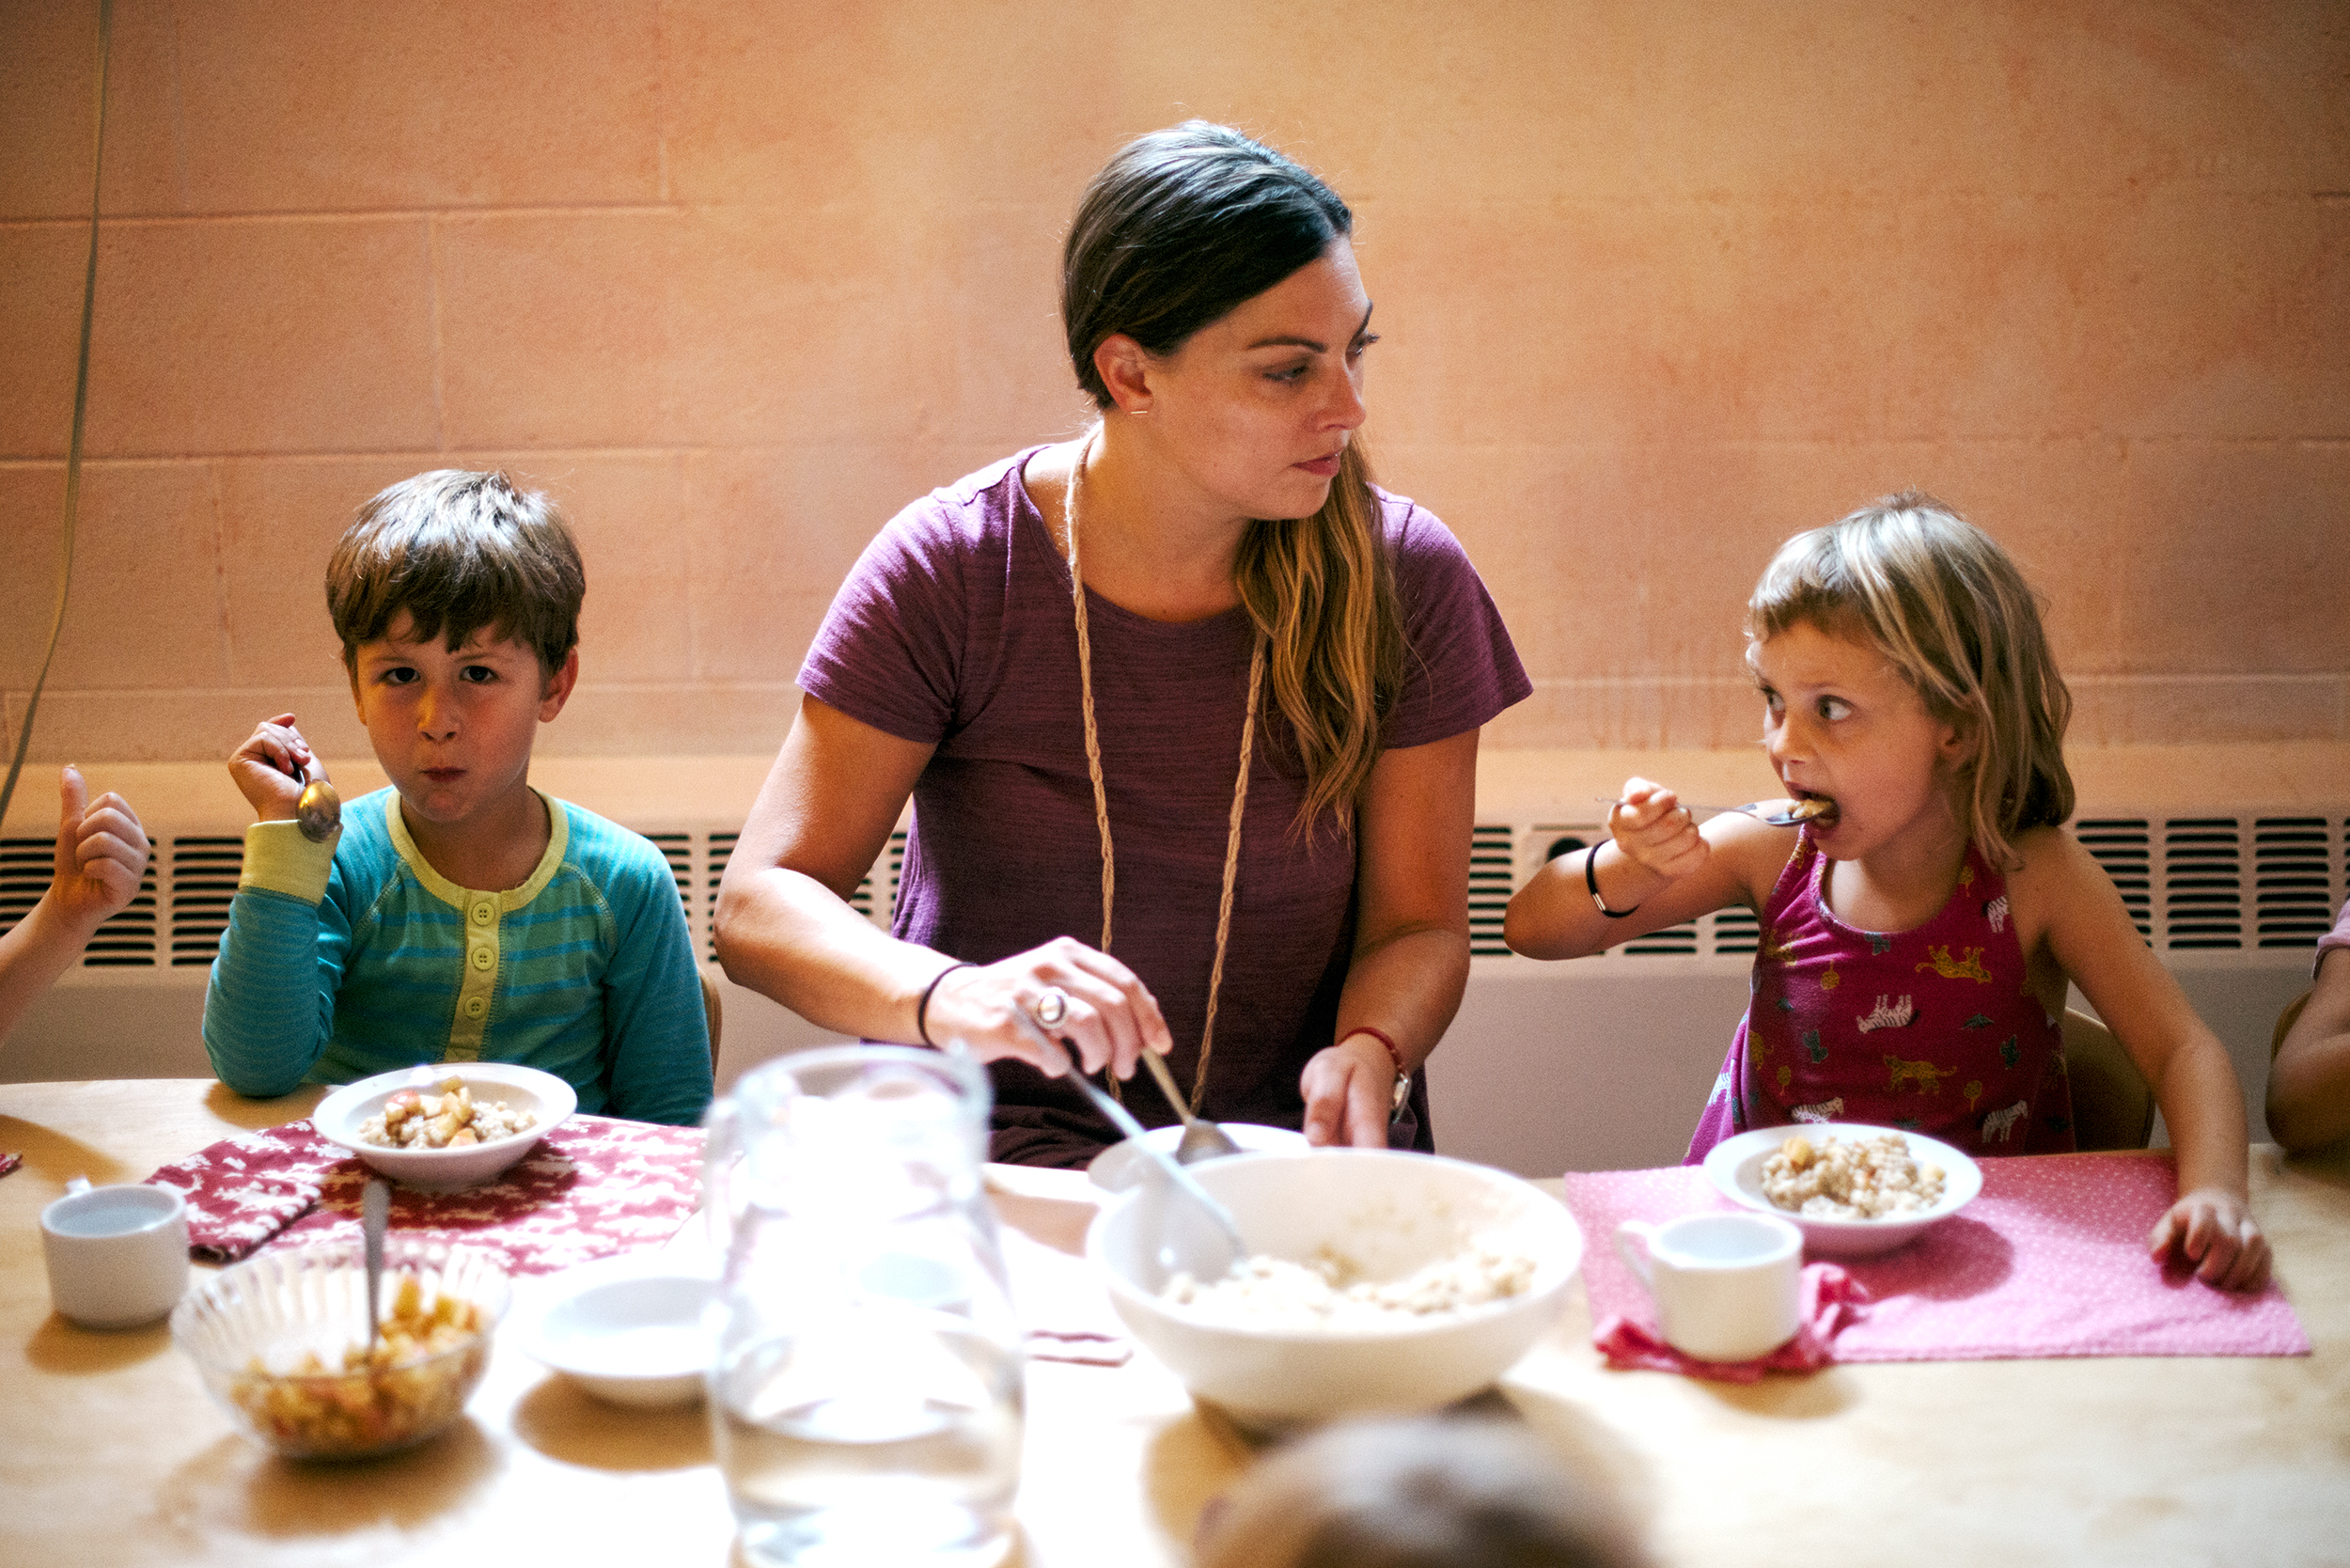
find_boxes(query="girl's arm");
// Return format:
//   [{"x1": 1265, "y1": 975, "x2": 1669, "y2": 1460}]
[
  {"x1": 2019, "y1": 828, "x2": 2270, "y2": 1290},
  {"x1": 1302, "y1": 730, "x2": 1478, "y2": 1148},
  {"x1": 1503, "y1": 777, "x2": 1785, "y2": 960},
  {"x1": 713, "y1": 694, "x2": 1169, "y2": 1082},
  {"x1": 0, "y1": 767, "x2": 149, "y2": 1043},
  {"x1": 2267, "y1": 946, "x2": 2350, "y2": 1153}
]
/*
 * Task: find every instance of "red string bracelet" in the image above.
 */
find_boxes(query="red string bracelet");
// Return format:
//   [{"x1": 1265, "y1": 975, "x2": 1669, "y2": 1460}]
[{"x1": 1344, "y1": 1026, "x2": 1413, "y2": 1113}]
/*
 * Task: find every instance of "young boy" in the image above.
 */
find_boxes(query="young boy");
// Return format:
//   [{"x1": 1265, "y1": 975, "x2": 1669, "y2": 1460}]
[
  {"x1": 0, "y1": 766, "x2": 149, "y2": 1044},
  {"x1": 204, "y1": 470, "x2": 711, "y2": 1124}
]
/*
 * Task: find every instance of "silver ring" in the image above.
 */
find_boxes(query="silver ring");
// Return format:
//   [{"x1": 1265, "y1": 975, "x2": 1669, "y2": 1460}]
[{"x1": 1031, "y1": 986, "x2": 1069, "y2": 1028}]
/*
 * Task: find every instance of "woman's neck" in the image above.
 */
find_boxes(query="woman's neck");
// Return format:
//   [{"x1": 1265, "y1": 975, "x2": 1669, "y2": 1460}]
[{"x1": 1028, "y1": 426, "x2": 1247, "y2": 624}]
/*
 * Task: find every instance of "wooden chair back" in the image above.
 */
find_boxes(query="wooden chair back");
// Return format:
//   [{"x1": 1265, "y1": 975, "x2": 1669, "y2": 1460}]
[
  {"x1": 701, "y1": 967, "x2": 723, "y2": 1076},
  {"x1": 2063, "y1": 1009, "x2": 2154, "y2": 1152}
]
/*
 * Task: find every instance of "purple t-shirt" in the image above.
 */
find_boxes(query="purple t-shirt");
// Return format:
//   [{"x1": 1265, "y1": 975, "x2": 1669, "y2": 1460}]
[{"x1": 800, "y1": 447, "x2": 1531, "y2": 1166}]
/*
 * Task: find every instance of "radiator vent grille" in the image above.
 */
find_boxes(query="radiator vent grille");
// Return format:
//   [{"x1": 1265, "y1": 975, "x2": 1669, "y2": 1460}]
[
  {"x1": 2161, "y1": 817, "x2": 2244, "y2": 949},
  {"x1": 2, "y1": 809, "x2": 2341, "y2": 971},
  {"x1": 2255, "y1": 818, "x2": 2334, "y2": 949},
  {"x1": 1468, "y1": 824, "x2": 1516, "y2": 956}
]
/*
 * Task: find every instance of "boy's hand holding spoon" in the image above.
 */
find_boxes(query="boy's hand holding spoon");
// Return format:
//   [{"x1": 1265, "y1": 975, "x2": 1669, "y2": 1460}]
[{"x1": 230, "y1": 713, "x2": 341, "y2": 841}]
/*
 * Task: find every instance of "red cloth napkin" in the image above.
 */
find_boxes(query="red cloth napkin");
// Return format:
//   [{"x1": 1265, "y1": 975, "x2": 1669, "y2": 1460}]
[
  {"x1": 147, "y1": 1119, "x2": 343, "y2": 1262},
  {"x1": 149, "y1": 1115, "x2": 704, "y2": 1276},
  {"x1": 1563, "y1": 1155, "x2": 2311, "y2": 1368},
  {"x1": 1591, "y1": 1262, "x2": 1870, "y2": 1382}
]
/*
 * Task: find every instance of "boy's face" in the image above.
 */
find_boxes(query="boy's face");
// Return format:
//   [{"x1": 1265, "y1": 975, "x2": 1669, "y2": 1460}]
[{"x1": 349, "y1": 613, "x2": 578, "y2": 830}]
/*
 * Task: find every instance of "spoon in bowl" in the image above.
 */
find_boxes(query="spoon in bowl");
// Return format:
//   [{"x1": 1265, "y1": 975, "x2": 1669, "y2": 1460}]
[
  {"x1": 1135, "y1": 1048, "x2": 1242, "y2": 1164},
  {"x1": 1594, "y1": 795, "x2": 1836, "y2": 827},
  {"x1": 1047, "y1": 1042, "x2": 1244, "y2": 1283},
  {"x1": 361, "y1": 1179, "x2": 389, "y2": 1361}
]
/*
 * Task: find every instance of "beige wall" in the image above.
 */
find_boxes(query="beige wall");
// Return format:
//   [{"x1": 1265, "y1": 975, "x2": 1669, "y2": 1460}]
[{"x1": 4, "y1": 0, "x2": 2345, "y2": 773}]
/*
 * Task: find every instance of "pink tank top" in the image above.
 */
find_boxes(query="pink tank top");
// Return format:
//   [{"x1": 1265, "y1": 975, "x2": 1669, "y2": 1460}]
[{"x1": 1684, "y1": 829, "x2": 2075, "y2": 1163}]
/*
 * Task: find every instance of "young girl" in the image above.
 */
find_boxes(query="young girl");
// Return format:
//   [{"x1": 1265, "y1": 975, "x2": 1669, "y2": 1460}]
[{"x1": 1505, "y1": 494, "x2": 2269, "y2": 1291}]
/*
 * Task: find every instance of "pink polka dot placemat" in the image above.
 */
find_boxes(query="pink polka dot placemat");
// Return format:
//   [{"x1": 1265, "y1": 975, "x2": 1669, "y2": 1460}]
[
  {"x1": 1562, "y1": 1154, "x2": 2310, "y2": 1361},
  {"x1": 149, "y1": 1115, "x2": 702, "y2": 1277}
]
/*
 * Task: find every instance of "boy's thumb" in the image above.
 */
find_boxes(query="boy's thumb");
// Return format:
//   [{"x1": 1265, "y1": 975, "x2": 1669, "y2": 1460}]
[{"x1": 58, "y1": 762, "x2": 88, "y2": 826}]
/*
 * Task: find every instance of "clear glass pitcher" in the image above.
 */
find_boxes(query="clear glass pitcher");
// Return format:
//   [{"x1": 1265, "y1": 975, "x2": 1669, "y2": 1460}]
[{"x1": 702, "y1": 1045, "x2": 1023, "y2": 1568}]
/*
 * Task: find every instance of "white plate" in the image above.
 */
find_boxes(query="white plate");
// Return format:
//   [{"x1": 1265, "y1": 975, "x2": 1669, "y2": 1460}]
[
  {"x1": 513, "y1": 1254, "x2": 713, "y2": 1409},
  {"x1": 1087, "y1": 1122, "x2": 1309, "y2": 1192},
  {"x1": 314, "y1": 1062, "x2": 576, "y2": 1191},
  {"x1": 1702, "y1": 1123, "x2": 1982, "y2": 1258}
]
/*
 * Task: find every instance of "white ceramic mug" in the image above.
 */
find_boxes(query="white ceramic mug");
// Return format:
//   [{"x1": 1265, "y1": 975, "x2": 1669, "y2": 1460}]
[
  {"x1": 40, "y1": 1181, "x2": 191, "y2": 1329},
  {"x1": 1613, "y1": 1211, "x2": 1802, "y2": 1362}
]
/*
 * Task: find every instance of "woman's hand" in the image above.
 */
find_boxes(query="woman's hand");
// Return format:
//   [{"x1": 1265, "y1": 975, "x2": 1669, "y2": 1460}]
[
  {"x1": 1299, "y1": 1032, "x2": 1396, "y2": 1148},
  {"x1": 921, "y1": 935, "x2": 1172, "y2": 1081},
  {"x1": 1608, "y1": 776, "x2": 1707, "y2": 883},
  {"x1": 2148, "y1": 1187, "x2": 2271, "y2": 1292},
  {"x1": 51, "y1": 765, "x2": 149, "y2": 933},
  {"x1": 229, "y1": 713, "x2": 321, "y2": 823}
]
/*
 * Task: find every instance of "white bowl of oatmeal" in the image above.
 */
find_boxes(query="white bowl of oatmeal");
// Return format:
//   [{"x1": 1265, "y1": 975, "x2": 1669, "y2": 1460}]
[
  {"x1": 314, "y1": 1062, "x2": 575, "y2": 1191},
  {"x1": 1086, "y1": 1150, "x2": 1581, "y2": 1430},
  {"x1": 1703, "y1": 1123, "x2": 1982, "y2": 1258}
]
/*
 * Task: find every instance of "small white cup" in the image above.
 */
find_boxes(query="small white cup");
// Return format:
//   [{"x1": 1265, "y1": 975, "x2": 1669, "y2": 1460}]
[
  {"x1": 1613, "y1": 1211, "x2": 1803, "y2": 1362},
  {"x1": 40, "y1": 1181, "x2": 191, "y2": 1329}
]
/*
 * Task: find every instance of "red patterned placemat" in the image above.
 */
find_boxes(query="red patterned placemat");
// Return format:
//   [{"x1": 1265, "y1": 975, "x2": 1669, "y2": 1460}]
[
  {"x1": 1562, "y1": 1155, "x2": 2310, "y2": 1363},
  {"x1": 150, "y1": 1116, "x2": 704, "y2": 1276}
]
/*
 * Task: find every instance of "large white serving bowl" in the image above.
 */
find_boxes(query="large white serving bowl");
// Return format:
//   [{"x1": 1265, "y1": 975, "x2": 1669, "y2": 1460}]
[
  {"x1": 1086, "y1": 1121, "x2": 1309, "y2": 1192},
  {"x1": 1703, "y1": 1123, "x2": 1982, "y2": 1259},
  {"x1": 314, "y1": 1062, "x2": 576, "y2": 1191},
  {"x1": 1087, "y1": 1150, "x2": 1582, "y2": 1431}
]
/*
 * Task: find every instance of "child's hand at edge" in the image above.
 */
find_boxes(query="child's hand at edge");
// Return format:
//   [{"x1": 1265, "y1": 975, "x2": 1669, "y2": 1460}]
[
  {"x1": 2148, "y1": 1187, "x2": 2271, "y2": 1292},
  {"x1": 1608, "y1": 776, "x2": 1709, "y2": 883},
  {"x1": 52, "y1": 764, "x2": 149, "y2": 933},
  {"x1": 230, "y1": 713, "x2": 322, "y2": 823}
]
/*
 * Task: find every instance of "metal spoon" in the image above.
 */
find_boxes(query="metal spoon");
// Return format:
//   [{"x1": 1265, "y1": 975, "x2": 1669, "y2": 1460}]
[
  {"x1": 1595, "y1": 795, "x2": 1836, "y2": 827},
  {"x1": 362, "y1": 1179, "x2": 389, "y2": 1361},
  {"x1": 1136, "y1": 1047, "x2": 1242, "y2": 1164},
  {"x1": 1056, "y1": 1044, "x2": 1244, "y2": 1283},
  {"x1": 292, "y1": 758, "x2": 341, "y2": 843}
]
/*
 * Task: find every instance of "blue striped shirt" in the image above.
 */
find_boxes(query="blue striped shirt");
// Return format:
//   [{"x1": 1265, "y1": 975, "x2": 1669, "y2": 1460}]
[{"x1": 204, "y1": 788, "x2": 711, "y2": 1124}]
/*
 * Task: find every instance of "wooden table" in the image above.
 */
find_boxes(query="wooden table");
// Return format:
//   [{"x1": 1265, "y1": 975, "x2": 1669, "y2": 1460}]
[{"x1": 4, "y1": 1080, "x2": 2347, "y2": 1566}]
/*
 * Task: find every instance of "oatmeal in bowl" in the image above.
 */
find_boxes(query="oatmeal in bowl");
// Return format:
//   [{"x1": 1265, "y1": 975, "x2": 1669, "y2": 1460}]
[
  {"x1": 1704, "y1": 1123, "x2": 1982, "y2": 1258},
  {"x1": 314, "y1": 1062, "x2": 575, "y2": 1190}
]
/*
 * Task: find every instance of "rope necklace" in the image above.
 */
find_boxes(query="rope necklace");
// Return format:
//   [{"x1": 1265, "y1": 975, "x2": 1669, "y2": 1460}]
[{"x1": 1062, "y1": 430, "x2": 1264, "y2": 1114}]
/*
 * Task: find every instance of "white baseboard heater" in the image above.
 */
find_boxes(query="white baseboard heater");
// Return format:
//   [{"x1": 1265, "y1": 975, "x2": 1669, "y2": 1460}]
[{"x1": 5, "y1": 805, "x2": 2338, "y2": 1176}]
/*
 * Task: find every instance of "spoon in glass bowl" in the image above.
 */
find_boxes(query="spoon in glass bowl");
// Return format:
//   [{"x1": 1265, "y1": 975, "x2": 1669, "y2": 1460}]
[{"x1": 1593, "y1": 795, "x2": 1836, "y2": 827}]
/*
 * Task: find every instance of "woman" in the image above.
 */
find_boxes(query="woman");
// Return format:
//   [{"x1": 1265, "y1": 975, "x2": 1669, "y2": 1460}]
[{"x1": 714, "y1": 122, "x2": 1529, "y2": 1167}]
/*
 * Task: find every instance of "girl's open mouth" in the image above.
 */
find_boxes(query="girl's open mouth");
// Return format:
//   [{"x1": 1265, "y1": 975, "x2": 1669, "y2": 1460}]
[{"x1": 1792, "y1": 791, "x2": 1839, "y2": 824}]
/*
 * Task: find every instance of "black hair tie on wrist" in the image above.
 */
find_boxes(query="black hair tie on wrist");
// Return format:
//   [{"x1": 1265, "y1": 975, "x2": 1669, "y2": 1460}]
[
  {"x1": 916, "y1": 961, "x2": 977, "y2": 1046},
  {"x1": 1586, "y1": 842, "x2": 1639, "y2": 918}
]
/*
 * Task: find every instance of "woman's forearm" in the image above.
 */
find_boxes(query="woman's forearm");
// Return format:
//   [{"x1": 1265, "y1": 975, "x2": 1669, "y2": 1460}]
[
  {"x1": 1336, "y1": 922, "x2": 1470, "y2": 1071},
  {"x1": 713, "y1": 865, "x2": 951, "y2": 1044}
]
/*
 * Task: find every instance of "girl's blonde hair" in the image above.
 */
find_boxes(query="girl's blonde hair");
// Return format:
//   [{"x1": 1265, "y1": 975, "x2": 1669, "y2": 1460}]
[
  {"x1": 1747, "y1": 492, "x2": 2074, "y2": 870},
  {"x1": 1065, "y1": 122, "x2": 1403, "y2": 836}
]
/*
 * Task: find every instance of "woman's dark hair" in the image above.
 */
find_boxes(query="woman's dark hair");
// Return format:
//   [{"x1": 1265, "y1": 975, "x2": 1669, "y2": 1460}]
[
  {"x1": 1063, "y1": 120, "x2": 1353, "y2": 408},
  {"x1": 1063, "y1": 123, "x2": 1401, "y2": 835}
]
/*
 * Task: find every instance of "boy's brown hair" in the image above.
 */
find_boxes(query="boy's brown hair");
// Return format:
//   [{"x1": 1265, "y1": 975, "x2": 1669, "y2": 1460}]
[{"x1": 326, "y1": 470, "x2": 584, "y2": 680}]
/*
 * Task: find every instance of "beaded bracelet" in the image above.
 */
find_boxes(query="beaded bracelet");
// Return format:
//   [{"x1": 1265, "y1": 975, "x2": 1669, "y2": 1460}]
[{"x1": 1586, "y1": 841, "x2": 1639, "y2": 918}]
